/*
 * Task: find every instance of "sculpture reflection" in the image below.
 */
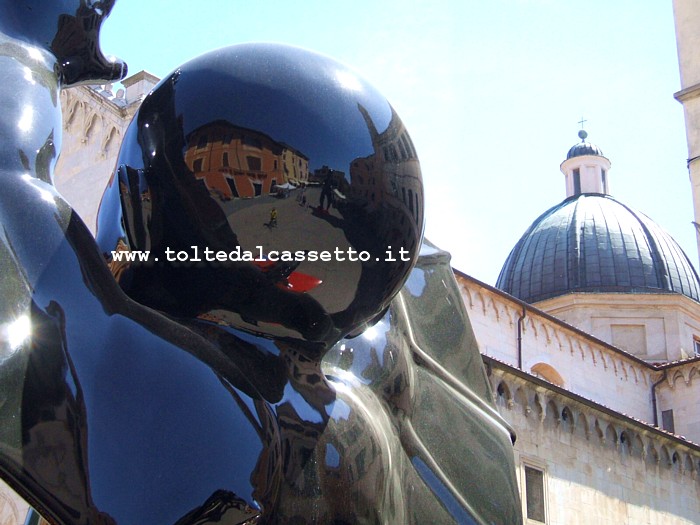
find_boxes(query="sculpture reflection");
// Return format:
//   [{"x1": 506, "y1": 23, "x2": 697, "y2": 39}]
[
  {"x1": 97, "y1": 47, "x2": 424, "y2": 351},
  {"x1": 94, "y1": 44, "x2": 521, "y2": 524},
  {"x1": 184, "y1": 122, "x2": 298, "y2": 200},
  {"x1": 0, "y1": 3, "x2": 521, "y2": 523}
]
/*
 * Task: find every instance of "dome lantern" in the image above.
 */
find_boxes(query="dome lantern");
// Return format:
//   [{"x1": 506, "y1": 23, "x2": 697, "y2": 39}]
[{"x1": 560, "y1": 130, "x2": 611, "y2": 198}]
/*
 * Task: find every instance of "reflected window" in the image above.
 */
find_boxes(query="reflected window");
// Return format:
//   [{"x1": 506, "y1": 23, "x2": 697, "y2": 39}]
[
  {"x1": 355, "y1": 449, "x2": 366, "y2": 476},
  {"x1": 524, "y1": 465, "x2": 546, "y2": 523},
  {"x1": 415, "y1": 193, "x2": 420, "y2": 224},
  {"x1": 193, "y1": 158, "x2": 203, "y2": 173},
  {"x1": 225, "y1": 178, "x2": 239, "y2": 198},
  {"x1": 247, "y1": 156, "x2": 262, "y2": 171},
  {"x1": 397, "y1": 140, "x2": 408, "y2": 160},
  {"x1": 243, "y1": 135, "x2": 262, "y2": 149},
  {"x1": 400, "y1": 134, "x2": 413, "y2": 159},
  {"x1": 406, "y1": 133, "x2": 417, "y2": 157},
  {"x1": 222, "y1": 152, "x2": 229, "y2": 168},
  {"x1": 325, "y1": 443, "x2": 340, "y2": 469}
]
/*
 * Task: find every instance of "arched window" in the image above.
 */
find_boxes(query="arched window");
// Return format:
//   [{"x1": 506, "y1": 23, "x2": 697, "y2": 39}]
[{"x1": 530, "y1": 363, "x2": 565, "y2": 387}]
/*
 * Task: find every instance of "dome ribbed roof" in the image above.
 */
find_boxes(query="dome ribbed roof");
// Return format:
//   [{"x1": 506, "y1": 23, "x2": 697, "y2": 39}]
[
  {"x1": 566, "y1": 141, "x2": 604, "y2": 159},
  {"x1": 496, "y1": 194, "x2": 700, "y2": 303}
]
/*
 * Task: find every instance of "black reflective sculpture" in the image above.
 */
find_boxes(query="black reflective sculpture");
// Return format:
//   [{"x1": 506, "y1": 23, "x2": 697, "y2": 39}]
[
  {"x1": 0, "y1": 2, "x2": 522, "y2": 524},
  {"x1": 97, "y1": 44, "x2": 424, "y2": 352}
]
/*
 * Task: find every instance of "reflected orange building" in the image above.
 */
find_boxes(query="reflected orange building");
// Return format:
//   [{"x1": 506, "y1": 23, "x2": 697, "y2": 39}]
[{"x1": 185, "y1": 121, "x2": 309, "y2": 199}]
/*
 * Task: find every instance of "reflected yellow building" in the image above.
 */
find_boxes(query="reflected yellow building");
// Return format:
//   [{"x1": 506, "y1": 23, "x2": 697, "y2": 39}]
[{"x1": 280, "y1": 143, "x2": 310, "y2": 185}]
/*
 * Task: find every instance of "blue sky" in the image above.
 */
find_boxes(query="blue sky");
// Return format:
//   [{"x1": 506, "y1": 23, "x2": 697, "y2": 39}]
[{"x1": 100, "y1": 1, "x2": 693, "y2": 285}]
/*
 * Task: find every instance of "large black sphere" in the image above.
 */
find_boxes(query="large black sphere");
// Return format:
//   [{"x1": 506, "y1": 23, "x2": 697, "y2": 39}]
[{"x1": 97, "y1": 43, "x2": 424, "y2": 350}]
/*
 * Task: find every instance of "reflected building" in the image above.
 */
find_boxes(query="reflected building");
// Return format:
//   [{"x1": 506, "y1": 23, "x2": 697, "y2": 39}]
[
  {"x1": 185, "y1": 121, "x2": 294, "y2": 199},
  {"x1": 280, "y1": 143, "x2": 310, "y2": 186},
  {"x1": 337, "y1": 104, "x2": 424, "y2": 307},
  {"x1": 354, "y1": 105, "x2": 421, "y2": 214},
  {"x1": 310, "y1": 165, "x2": 345, "y2": 186},
  {"x1": 351, "y1": 104, "x2": 422, "y2": 256}
]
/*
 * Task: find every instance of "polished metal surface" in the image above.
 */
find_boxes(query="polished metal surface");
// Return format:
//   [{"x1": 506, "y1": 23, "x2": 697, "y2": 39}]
[
  {"x1": 96, "y1": 44, "x2": 424, "y2": 351},
  {"x1": 0, "y1": 0, "x2": 126, "y2": 88},
  {"x1": 0, "y1": 4, "x2": 521, "y2": 524}
]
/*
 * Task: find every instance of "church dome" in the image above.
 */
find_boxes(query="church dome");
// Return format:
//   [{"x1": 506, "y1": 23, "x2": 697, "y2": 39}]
[
  {"x1": 566, "y1": 129, "x2": 604, "y2": 159},
  {"x1": 496, "y1": 194, "x2": 700, "y2": 303},
  {"x1": 566, "y1": 141, "x2": 604, "y2": 159}
]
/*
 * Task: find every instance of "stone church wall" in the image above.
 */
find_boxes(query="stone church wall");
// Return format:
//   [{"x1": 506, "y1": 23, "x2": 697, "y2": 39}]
[
  {"x1": 54, "y1": 73, "x2": 158, "y2": 232},
  {"x1": 457, "y1": 273, "x2": 657, "y2": 423},
  {"x1": 490, "y1": 363, "x2": 700, "y2": 524}
]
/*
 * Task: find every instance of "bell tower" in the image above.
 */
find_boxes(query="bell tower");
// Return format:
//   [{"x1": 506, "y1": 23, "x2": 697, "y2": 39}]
[{"x1": 673, "y1": 0, "x2": 700, "y2": 262}]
